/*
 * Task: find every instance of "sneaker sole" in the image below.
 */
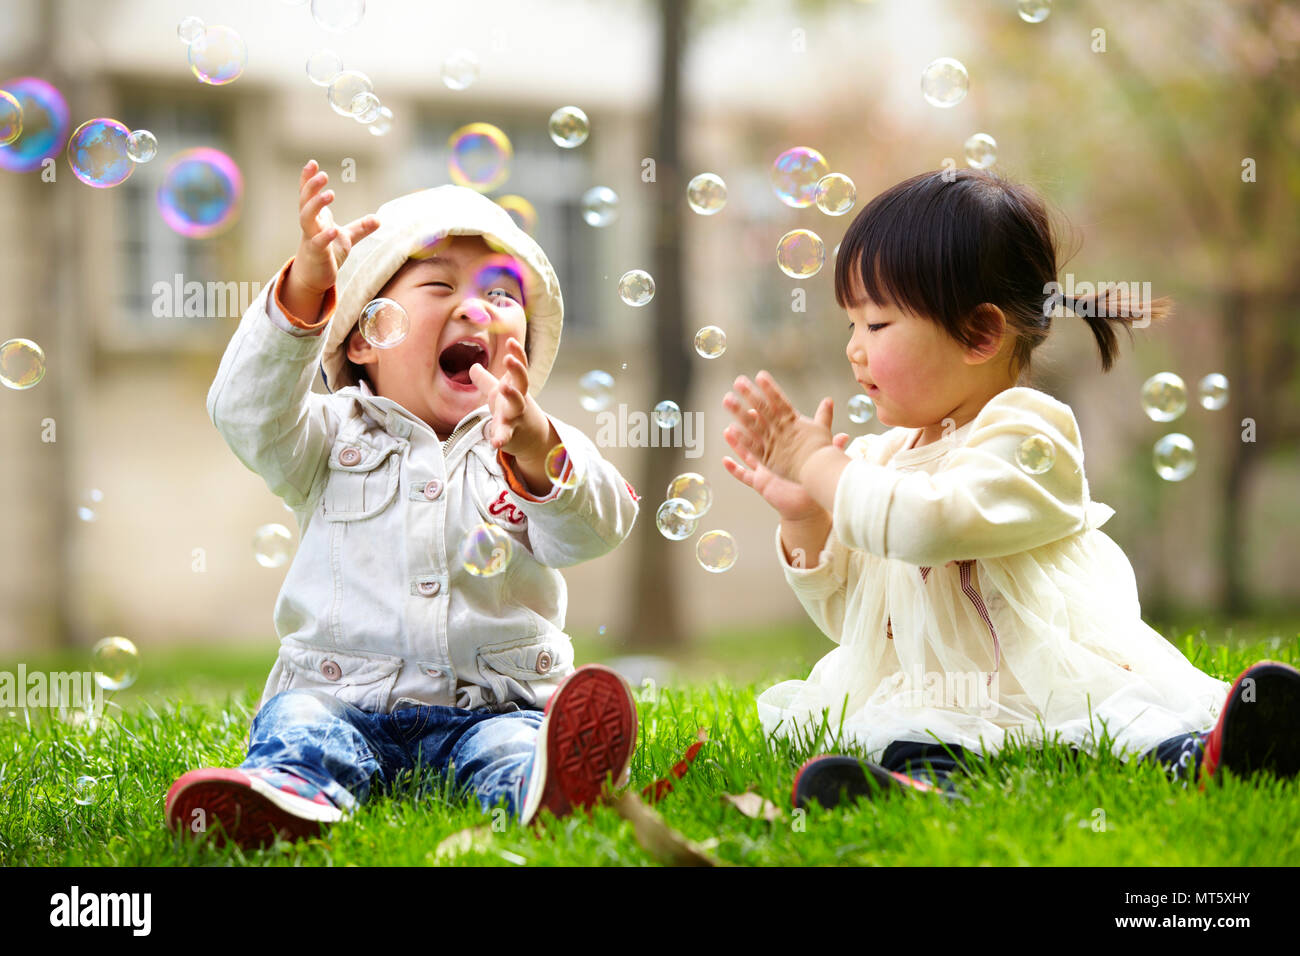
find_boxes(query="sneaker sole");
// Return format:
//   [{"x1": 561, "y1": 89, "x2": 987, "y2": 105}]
[
  {"x1": 1215, "y1": 662, "x2": 1300, "y2": 780},
  {"x1": 165, "y1": 768, "x2": 340, "y2": 849},
  {"x1": 792, "y1": 755, "x2": 963, "y2": 809}
]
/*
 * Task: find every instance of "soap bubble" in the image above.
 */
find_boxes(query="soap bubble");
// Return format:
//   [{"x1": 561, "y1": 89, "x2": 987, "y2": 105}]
[
  {"x1": 921, "y1": 58, "x2": 969, "y2": 108},
  {"x1": 157, "y1": 147, "x2": 243, "y2": 238},
  {"x1": 0, "y1": 338, "x2": 45, "y2": 390},
  {"x1": 618, "y1": 270, "x2": 655, "y2": 307},
  {"x1": 579, "y1": 370, "x2": 615, "y2": 412},
  {"x1": 350, "y1": 91, "x2": 381, "y2": 123},
  {"x1": 696, "y1": 530, "x2": 737, "y2": 573},
  {"x1": 359, "y1": 298, "x2": 409, "y2": 348},
  {"x1": 1198, "y1": 373, "x2": 1229, "y2": 410},
  {"x1": 177, "y1": 16, "x2": 205, "y2": 44},
  {"x1": 694, "y1": 326, "x2": 726, "y2": 359},
  {"x1": 126, "y1": 129, "x2": 157, "y2": 164},
  {"x1": 368, "y1": 107, "x2": 393, "y2": 136},
  {"x1": 312, "y1": 0, "x2": 366, "y2": 33},
  {"x1": 77, "y1": 488, "x2": 104, "y2": 523},
  {"x1": 448, "y1": 122, "x2": 512, "y2": 192},
  {"x1": 777, "y1": 229, "x2": 825, "y2": 279},
  {"x1": 1015, "y1": 435, "x2": 1056, "y2": 475},
  {"x1": 188, "y1": 25, "x2": 247, "y2": 86},
  {"x1": 73, "y1": 776, "x2": 99, "y2": 806},
  {"x1": 686, "y1": 173, "x2": 727, "y2": 215},
  {"x1": 1017, "y1": 0, "x2": 1052, "y2": 24},
  {"x1": 461, "y1": 523, "x2": 513, "y2": 577},
  {"x1": 253, "y1": 524, "x2": 294, "y2": 568},
  {"x1": 964, "y1": 133, "x2": 997, "y2": 168},
  {"x1": 67, "y1": 118, "x2": 133, "y2": 188},
  {"x1": 545, "y1": 445, "x2": 581, "y2": 489},
  {"x1": 496, "y1": 195, "x2": 537, "y2": 234},
  {"x1": 771, "y1": 146, "x2": 829, "y2": 208},
  {"x1": 548, "y1": 106, "x2": 589, "y2": 148},
  {"x1": 1153, "y1": 433, "x2": 1196, "y2": 482},
  {"x1": 442, "y1": 50, "x2": 480, "y2": 91},
  {"x1": 327, "y1": 70, "x2": 373, "y2": 117},
  {"x1": 654, "y1": 400, "x2": 681, "y2": 429},
  {"x1": 581, "y1": 185, "x2": 619, "y2": 227},
  {"x1": 0, "y1": 90, "x2": 21, "y2": 147},
  {"x1": 1140, "y1": 372, "x2": 1187, "y2": 423},
  {"x1": 0, "y1": 77, "x2": 70, "y2": 174},
  {"x1": 656, "y1": 499, "x2": 698, "y2": 540},
  {"x1": 306, "y1": 49, "x2": 343, "y2": 86},
  {"x1": 666, "y1": 473, "x2": 711, "y2": 518},
  {"x1": 92, "y1": 636, "x2": 140, "y2": 691},
  {"x1": 847, "y1": 394, "x2": 875, "y2": 424},
  {"x1": 815, "y1": 173, "x2": 856, "y2": 216}
]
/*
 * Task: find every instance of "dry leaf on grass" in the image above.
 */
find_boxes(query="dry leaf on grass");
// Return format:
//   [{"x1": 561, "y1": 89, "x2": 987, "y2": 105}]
[
  {"x1": 613, "y1": 791, "x2": 721, "y2": 867},
  {"x1": 721, "y1": 791, "x2": 785, "y2": 822}
]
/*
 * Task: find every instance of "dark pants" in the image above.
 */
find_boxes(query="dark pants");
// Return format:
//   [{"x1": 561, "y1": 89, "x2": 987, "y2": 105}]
[{"x1": 879, "y1": 730, "x2": 1211, "y2": 792}]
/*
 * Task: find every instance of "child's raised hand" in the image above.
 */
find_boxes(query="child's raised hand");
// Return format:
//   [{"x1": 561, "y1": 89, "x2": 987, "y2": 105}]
[
  {"x1": 287, "y1": 160, "x2": 380, "y2": 300},
  {"x1": 723, "y1": 415, "x2": 849, "y2": 522},
  {"x1": 723, "y1": 371, "x2": 837, "y2": 485},
  {"x1": 467, "y1": 337, "x2": 550, "y2": 460}
]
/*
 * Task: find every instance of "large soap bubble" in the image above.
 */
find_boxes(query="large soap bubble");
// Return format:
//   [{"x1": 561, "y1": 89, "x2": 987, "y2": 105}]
[{"x1": 157, "y1": 147, "x2": 244, "y2": 238}]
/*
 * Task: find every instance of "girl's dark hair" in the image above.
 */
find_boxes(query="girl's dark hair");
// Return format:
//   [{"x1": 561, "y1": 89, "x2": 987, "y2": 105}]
[{"x1": 833, "y1": 168, "x2": 1171, "y2": 378}]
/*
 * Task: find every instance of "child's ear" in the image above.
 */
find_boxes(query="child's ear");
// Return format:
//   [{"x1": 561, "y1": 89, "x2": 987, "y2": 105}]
[
  {"x1": 346, "y1": 326, "x2": 374, "y2": 365},
  {"x1": 964, "y1": 304, "x2": 1007, "y2": 364}
]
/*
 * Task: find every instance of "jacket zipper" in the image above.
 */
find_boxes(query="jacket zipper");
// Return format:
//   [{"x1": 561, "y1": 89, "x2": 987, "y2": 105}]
[{"x1": 442, "y1": 415, "x2": 482, "y2": 455}]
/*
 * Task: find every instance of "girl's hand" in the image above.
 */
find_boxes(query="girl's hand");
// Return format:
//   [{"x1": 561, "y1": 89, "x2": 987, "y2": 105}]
[
  {"x1": 467, "y1": 337, "x2": 551, "y2": 459},
  {"x1": 285, "y1": 160, "x2": 380, "y2": 304},
  {"x1": 723, "y1": 371, "x2": 836, "y2": 485}
]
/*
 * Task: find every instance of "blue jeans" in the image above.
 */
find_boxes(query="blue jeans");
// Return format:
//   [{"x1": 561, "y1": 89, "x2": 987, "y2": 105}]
[{"x1": 240, "y1": 689, "x2": 544, "y2": 817}]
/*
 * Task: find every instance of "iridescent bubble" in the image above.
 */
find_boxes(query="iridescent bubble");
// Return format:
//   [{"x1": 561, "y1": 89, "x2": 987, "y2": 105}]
[
  {"x1": 548, "y1": 106, "x2": 590, "y2": 148},
  {"x1": 579, "y1": 369, "x2": 615, "y2": 412},
  {"x1": 694, "y1": 325, "x2": 726, "y2": 359},
  {"x1": 442, "y1": 50, "x2": 480, "y2": 91},
  {"x1": 581, "y1": 185, "x2": 619, "y2": 227},
  {"x1": 311, "y1": 0, "x2": 366, "y2": 33},
  {"x1": 496, "y1": 195, "x2": 537, "y2": 234},
  {"x1": 654, "y1": 400, "x2": 681, "y2": 429},
  {"x1": 177, "y1": 16, "x2": 205, "y2": 44},
  {"x1": 253, "y1": 524, "x2": 294, "y2": 568},
  {"x1": 1198, "y1": 373, "x2": 1229, "y2": 410},
  {"x1": 350, "y1": 91, "x2": 382, "y2": 124},
  {"x1": 0, "y1": 77, "x2": 70, "y2": 174},
  {"x1": 67, "y1": 118, "x2": 133, "y2": 188},
  {"x1": 92, "y1": 636, "x2": 140, "y2": 691},
  {"x1": 964, "y1": 133, "x2": 997, "y2": 169},
  {"x1": 1140, "y1": 372, "x2": 1187, "y2": 423},
  {"x1": 771, "y1": 146, "x2": 829, "y2": 208},
  {"x1": 77, "y1": 488, "x2": 104, "y2": 523},
  {"x1": 544, "y1": 445, "x2": 581, "y2": 489},
  {"x1": 776, "y1": 229, "x2": 825, "y2": 279},
  {"x1": 847, "y1": 393, "x2": 875, "y2": 424},
  {"x1": 306, "y1": 49, "x2": 343, "y2": 87},
  {"x1": 815, "y1": 173, "x2": 856, "y2": 216},
  {"x1": 359, "y1": 298, "x2": 409, "y2": 348},
  {"x1": 126, "y1": 129, "x2": 157, "y2": 164},
  {"x1": 461, "y1": 523, "x2": 513, "y2": 577},
  {"x1": 448, "y1": 122, "x2": 512, "y2": 192},
  {"x1": 327, "y1": 70, "x2": 373, "y2": 117},
  {"x1": 368, "y1": 107, "x2": 393, "y2": 137},
  {"x1": 0, "y1": 338, "x2": 45, "y2": 390},
  {"x1": 686, "y1": 173, "x2": 727, "y2": 215},
  {"x1": 696, "y1": 530, "x2": 738, "y2": 573},
  {"x1": 157, "y1": 147, "x2": 243, "y2": 238},
  {"x1": 921, "y1": 58, "x2": 969, "y2": 108},
  {"x1": 666, "y1": 473, "x2": 711, "y2": 518},
  {"x1": 188, "y1": 25, "x2": 248, "y2": 86},
  {"x1": 73, "y1": 776, "x2": 99, "y2": 806},
  {"x1": 618, "y1": 270, "x2": 655, "y2": 307},
  {"x1": 0, "y1": 90, "x2": 22, "y2": 147},
  {"x1": 1153, "y1": 433, "x2": 1196, "y2": 482},
  {"x1": 656, "y1": 499, "x2": 698, "y2": 541},
  {"x1": 1017, "y1": 0, "x2": 1052, "y2": 24},
  {"x1": 1015, "y1": 434, "x2": 1056, "y2": 475}
]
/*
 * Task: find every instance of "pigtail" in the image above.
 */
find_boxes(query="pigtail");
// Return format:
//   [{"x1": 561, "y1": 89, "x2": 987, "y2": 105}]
[{"x1": 1062, "y1": 286, "x2": 1174, "y2": 373}]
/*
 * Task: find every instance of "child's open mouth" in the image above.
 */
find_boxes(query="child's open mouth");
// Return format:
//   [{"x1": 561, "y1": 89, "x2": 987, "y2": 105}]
[{"x1": 438, "y1": 338, "x2": 489, "y2": 390}]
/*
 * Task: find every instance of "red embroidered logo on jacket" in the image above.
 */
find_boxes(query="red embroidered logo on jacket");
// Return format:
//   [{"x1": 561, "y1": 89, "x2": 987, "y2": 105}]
[
  {"x1": 624, "y1": 480, "x2": 640, "y2": 502},
  {"x1": 488, "y1": 491, "x2": 527, "y2": 526}
]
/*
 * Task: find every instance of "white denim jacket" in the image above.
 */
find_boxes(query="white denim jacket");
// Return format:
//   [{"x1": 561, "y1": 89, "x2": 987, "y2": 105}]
[{"x1": 208, "y1": 271, "x2": 640, "y2": 714}]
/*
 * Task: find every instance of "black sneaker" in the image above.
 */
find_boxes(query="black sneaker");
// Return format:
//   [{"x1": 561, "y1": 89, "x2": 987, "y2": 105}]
[
  {"x1": 791, "y1": 754, "x2": 965, "y2": 809},
  {"x1": 1201, "y1": 660, "x2": 1300, "y2": 785}
]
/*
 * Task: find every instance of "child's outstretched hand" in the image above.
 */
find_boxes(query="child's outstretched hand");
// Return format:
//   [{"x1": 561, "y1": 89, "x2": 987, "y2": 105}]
[
  {"x1": 723, "y1": 372, "x2": 837, "y2": 486},
  {"x1": 468, "y1": 337, "x2": 558, "y2": 474},
  {"x1": 283, "y1": 160, "x2": 380, "y2": 320}
]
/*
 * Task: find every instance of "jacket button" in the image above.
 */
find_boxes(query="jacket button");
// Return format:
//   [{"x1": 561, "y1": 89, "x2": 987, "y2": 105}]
[
  {"x1": 425, "y1": 667, "x2": 442, "y2": 678},
  {"x1": 339, "y1": 447, "x2": 361, "y2": 466},
  {"x1": 418, "y1": 580, "x2": 440, "y2": 596},
  {"x1": 535, "y1": 650, "x2": 553, "y2": 675},
  {"x1": 423, "y1": 479, "x2": 443, "y2": 500},
  {"x1": 321, "y1": 660, "x2": 342, "y2": 681}
]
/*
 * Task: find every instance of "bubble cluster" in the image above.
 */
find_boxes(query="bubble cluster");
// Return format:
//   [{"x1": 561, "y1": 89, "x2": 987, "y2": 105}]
[
  {"x1": 1140, "y1": 372, "x2": 1187, "y2": 423},
  {"x1": 618, "y1": 270, "x2": 655, "y2": 307},
  {"x1": 1153, "y1": 433, "x2": 1196, "y2": 482},
  {"x1": 1015, "y1": 435, "x2": 1056, "y2": 475},
  {"x1": 1198, "y1": 373, "x2": 1229, "y2": 410},
  {"x1": 312, "y1": 0, "x2": 366, "y2": 33},
  {"x1": 771, "y1": 147, "x2": 829, "y2": 208},
  {"x1": 696, "y1": 530, "x2": 737, "y2": 573},
  {"x1": 686, "y1": 173, "x2": 727, "y2": 215},
  {"x1": 157, "y1": 147, "x2": 243, "y2": 238},
  {"x1": 188, "y1": 26, "x2": 248, "y2": 86},
  {"x1": 496, "y1": 195, "x2": 537, "y2": 234},
  {"x1": 448, "y1": 122, "x2": 512, "y2": 192},
  {"x1": 77, "y1": 489, "x2": 104, "y2": 523},
  {"x1": 0, "y1": 338, "x2": 45, "y2": 390},
  {"x1": 1017, "y1": 0, "x2": 1052, "y2": 24},
  {"x1": 776, "y1": 229, "x2": 825, "y2": 279},
  {"x1": 67, "y1": 118, "x2": 133, "y2": 188},
  {"x1": 579, "y1": 370, "x2": 615, "y2": 412},
  {"x1": 847, "y1": 393, "x2": 875, "y2": 424},
  {"x1": 327, "y1": 71, "x2": 374, "y2": 117},
  {"x1": 694, "y1": 326, "x2": 726, "y2": 359},
  {"x1": 0, "y1": 77, "x2": 70, "y2": 174},
  {"x1": 656, "y1": 499, "x2": 698, "y2": 541},
  {"x1": 548, "y1": 106, "x2": 590, "y2": 148},
  {"x1": 964, "y1": 133, "x2": 997, "y2": 169},
  {"x1": 92, "y1": 636, "x2": 140, "y2": 691},
  {"x1": 921, "y1": 58, "x2": 969, "y2": 108},
  {"x1": 461, "y1": 523, "x2": 513, "y2": 577},
  {"x1": 253, "y1": 524, "x2": 294, "y2": 568},
  {"x1": 0, "y1": 90, "x2": 21, "y2": 147},
  {"x1": 307, "y1": 49, "x2": 343, "y2": 86},
  {"x1": 653, "y1": 400, "x2": 681, "y2": 429},
  {"x1": 581, "y1": 185, "x2": 619, "y2": 227},
  {"x1": 442, "y1": 50, "x2": 480, "y2": 91},
  {"x1": 666, "y1": 473, "x2": 711, "y2": 518},
  {"x1": 126, "y1": 129, "x2": 157, "y2": 164},
  {"x1": 359, "y1": 298, "x2": 410, "y2": 349},
  {"x1": 545, "y1": 445, "x2": 581, "y2": 489}
]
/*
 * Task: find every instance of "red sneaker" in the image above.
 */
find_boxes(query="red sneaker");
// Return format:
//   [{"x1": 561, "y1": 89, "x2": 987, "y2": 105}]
[
  {"x1": 1200, "y1": 660, "x2": 1300, "y2": 786},
  {"x1": 519, "y1": 664, "x2": 638, "y2": 825},
  {"x1": 165, "y1": 767, "x2": 343, "y2": 848}
]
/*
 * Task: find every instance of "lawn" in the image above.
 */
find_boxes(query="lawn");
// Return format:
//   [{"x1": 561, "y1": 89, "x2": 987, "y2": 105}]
[{"x1": 2, "y1": 620, "x2": 1298, "y2": 867}]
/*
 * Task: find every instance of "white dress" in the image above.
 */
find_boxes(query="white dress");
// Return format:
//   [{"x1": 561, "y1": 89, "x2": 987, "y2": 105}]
[{"x1": 758, "y1": 386, "x2": 1228, "y2": 761}]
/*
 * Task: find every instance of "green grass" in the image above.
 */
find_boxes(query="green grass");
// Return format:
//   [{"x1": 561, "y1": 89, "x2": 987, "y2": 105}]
[{"x1": 2, "y1": 620, "x2": 1299, "y2": 866}]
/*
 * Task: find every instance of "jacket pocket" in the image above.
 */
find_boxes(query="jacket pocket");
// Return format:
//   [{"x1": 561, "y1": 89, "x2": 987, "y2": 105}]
[
  {"x1": 321, "y1": 437, "x2": 403, "y2": 520},
  {"x1": 475, "y1": 633, "x2": 575, "y2": 704},
  {"x1": 275, "y1": 638, "x2": 403, "y2": 712}
]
